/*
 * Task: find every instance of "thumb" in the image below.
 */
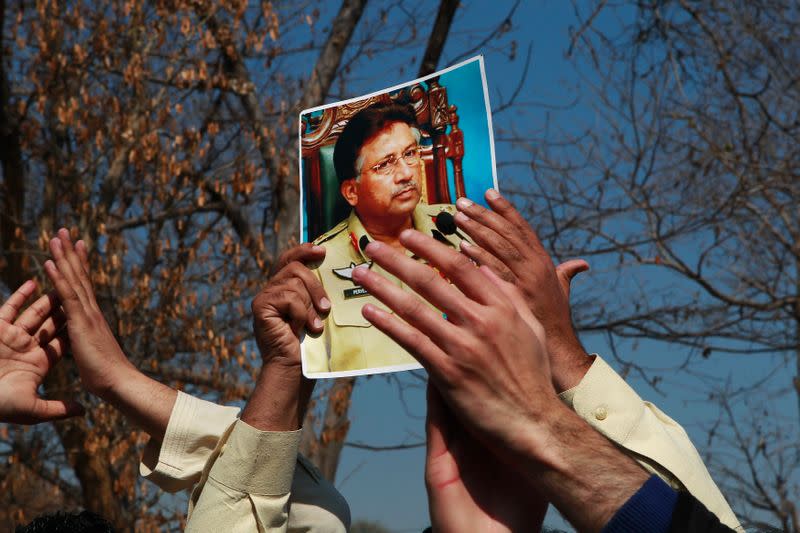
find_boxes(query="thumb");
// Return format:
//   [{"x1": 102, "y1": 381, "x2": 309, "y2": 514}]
[
  {"x1": 28, "y1": 398, "x2": 85, "y2": 424},
  {"x1": 555, "y1": 259, "x2": 589, "y2": 298}
]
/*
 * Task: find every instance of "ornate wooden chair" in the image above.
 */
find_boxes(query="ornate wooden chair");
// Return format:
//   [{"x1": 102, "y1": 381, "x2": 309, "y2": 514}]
[{"x1": 300, "y1": 76, "x2": 466, "y2": 240}]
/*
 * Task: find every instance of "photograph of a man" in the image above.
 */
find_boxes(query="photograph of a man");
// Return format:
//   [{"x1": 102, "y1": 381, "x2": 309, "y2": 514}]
[
  {"x1": 301, "y1": 103, "x2": 467, "y2": 376},
  {"x1": 299, "y1": 56, "x2": 496, "y2": 377}
]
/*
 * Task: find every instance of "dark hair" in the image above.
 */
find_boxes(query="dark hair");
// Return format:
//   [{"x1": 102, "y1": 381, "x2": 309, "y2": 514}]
[
  {"x1": 16, "y1": 511, "x2": 115, "y2": 533},
  {"x1": 333, "y1": 102, "x2": 418, "y2": 183}
]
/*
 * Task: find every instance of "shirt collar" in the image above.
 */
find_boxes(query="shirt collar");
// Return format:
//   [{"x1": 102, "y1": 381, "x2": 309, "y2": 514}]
[{"x1": 348, "y1": 202, "x2": 434, "y2": 261}]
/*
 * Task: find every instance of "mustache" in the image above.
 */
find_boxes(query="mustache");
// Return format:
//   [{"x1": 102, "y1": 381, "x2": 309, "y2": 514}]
[{"x1": 392, "y1": 182, "x2": 420, "y2": 197}]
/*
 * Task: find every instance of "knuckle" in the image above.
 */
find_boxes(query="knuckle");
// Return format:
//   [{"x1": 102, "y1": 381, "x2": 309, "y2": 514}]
[
  {"x1": 415, "y1": 264, "x2": 440, "y2": 287},
  {"x1": 496, "y1": 239, "x2": 523, "y2": 264},
  {"x1": 467, "y1": 307, "x2": 492, "y2": 335},
  {"x1": 398, "y1": 295, "x2": 425, "y2": 319},
  {"x1": 448, "y1": 251, "x2": 474, "y2": 273}
]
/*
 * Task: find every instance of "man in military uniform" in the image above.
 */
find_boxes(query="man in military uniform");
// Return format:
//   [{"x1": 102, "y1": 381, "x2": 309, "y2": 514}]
[{"x1": 302, "y1": 102, "x2": 466, "y2": 375}]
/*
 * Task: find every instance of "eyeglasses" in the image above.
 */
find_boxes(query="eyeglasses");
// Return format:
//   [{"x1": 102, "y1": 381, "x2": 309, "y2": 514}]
[{"x1": 367, "y1": 146, "x2": 421, "y2": 176}]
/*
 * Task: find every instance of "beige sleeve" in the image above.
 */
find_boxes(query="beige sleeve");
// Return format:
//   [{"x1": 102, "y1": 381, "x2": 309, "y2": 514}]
[
  {"x1": 559, "y1": 355, "x2": 743, "y2": 531},
  {"x1": 185, "y1": 420, "x2": 302, "y2": 532},
  {"x1": 139, "y1": 391, "x2": 240, "y2": 492}
]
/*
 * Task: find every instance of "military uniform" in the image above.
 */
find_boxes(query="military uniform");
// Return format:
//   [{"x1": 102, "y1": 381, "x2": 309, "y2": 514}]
[{"x1": 301, "y1": 203, "x2": 465, "y2": 376}]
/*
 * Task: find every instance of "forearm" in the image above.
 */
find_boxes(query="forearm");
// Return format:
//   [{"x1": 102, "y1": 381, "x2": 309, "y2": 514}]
[
  {"x1": 98, "y1": 360, "x2": 177, "y2": 442},
  {"x1": 241, "y1": 363, "x2": 313, "y2": 431},
  {"x1": 517, "y1": 401, "x2": 649, "y2": 533}
]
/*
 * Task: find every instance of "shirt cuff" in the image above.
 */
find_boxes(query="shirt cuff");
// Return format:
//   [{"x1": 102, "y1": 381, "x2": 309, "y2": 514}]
[
  {"x1": 601, "y1": 475, "x2": 677, "y2": 533},
  {"x1": 558, "y1": 354, "x2": 643, "y2": 444},
  {"x1": 207, "y1": 419, "x2": 302, "y2": 496},
  {"x1": 140, "y1": 391, "x2": 240, "y2": 486}
]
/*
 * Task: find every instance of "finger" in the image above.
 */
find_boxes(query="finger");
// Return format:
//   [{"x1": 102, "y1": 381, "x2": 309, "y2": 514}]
[
  {"x1": 479, "y1": 266, "x2": 544, "y2": 338},
  {"x1": 458, "y1": 240, "x2": 516, "y2": 283},
  {"x1": 58, "y1": 229, "x2": 96, "y2": 305},
  {"x1": 270, "y1": 261, "x2": 331, "y2": 314},
  {"x1": 357, "y1": 239, "x2": 476, "y2": 324},
  {"x1": 50, "y1": 236, "x2": 90, "y2": 309},
  {"x1": 0, "y1": 280, "x2": 36, "y2": 322},
  {"x1": 32, "y1": 307, "x2": 67, "y2": 346},
  {"x1": 44, "y1": 259, "x2": 85, "y2": 317},
  {"x1": 456, "y1": 193, "x2": 547, "y2": 262},
  {"x1": 264, "y1": 278, "x2": 317, "y2": 335},
  {"x1": 15, "y1": 291, "x2": 58, "y2": 335},
  {"x1": 555, "y1": 259, "x2": 590, "y2": 298},
  {"x1": 26, "y1": 398, "x2": 85, "y2": 424},
  {"x1": 361, "y1": 302, "x2": 451, "y2": 374},
  {"x1": 397, "y1": 230, "x2": 504, "y2": 307},
  {"x1": 75, "y1": 239, "x2": 91, "y2": 275},
  {"x1": 272, "y1": 243, "x2": 326, "y2": 275},
  {"x1": 483, "y1": 189, "x2": 545, "y2": 248},
  {"x1": 49, "y1": 334, "x2": 69, "y2": 361}
]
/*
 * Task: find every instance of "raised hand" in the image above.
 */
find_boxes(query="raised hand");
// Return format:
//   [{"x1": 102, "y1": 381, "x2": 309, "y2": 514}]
[
  {"x1": 354, "y1": 230, "x2": 649, "y2": 533},
  {"x1": 425, "y1": 384, "x2": 547, "y2": 533},
  {"x1": 0, "y1": 280, "x2": 83, "y2": 424},
  {"x1": 252, "y1": 243, "x2": 330, "y2": 367},
  {"x1": 454, "y1": 190, "x2": 591, "y2": 391},
  {"x1": 44, "y1": 229, "x2": 138, "y2": 399},
  {"x1": 352, "y1": 230, "x2": 552, "y2": 457},
  {"x1": 244, "y1": 243, "x2": 330, "y2": 431}
]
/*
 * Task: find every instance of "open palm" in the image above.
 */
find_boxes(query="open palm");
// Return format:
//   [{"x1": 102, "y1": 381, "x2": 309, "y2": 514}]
[{"x1": 0, "y1": 280, "x2": 82, "y2": 424}]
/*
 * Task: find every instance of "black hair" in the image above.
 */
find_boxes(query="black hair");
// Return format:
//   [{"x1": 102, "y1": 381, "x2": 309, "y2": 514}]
[
  {"x1": 16, "y1": 511, "x2": 115, "y2": 533},
  {"x1": 333, "y1": 102, "x2": 418, "y2": 183}
]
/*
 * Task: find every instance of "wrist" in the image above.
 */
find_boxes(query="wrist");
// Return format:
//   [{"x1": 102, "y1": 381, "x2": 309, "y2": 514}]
[
  {"x1": 515, "y1": 400, "x2": 649, "y2": 532},
  {"x1": 549, "y1": 341, "x2": 594, "y2": 393},
  {"x1": 92, "y1": 354, "x2": 139, "y2": 401},
  {"x1": 241, "y1": 363, "x2": 313, "y2": 431}
]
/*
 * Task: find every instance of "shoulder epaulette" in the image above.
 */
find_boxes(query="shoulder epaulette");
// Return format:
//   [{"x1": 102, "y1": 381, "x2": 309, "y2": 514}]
[{"x1": 312, "y1": 219, "x2": 348, "y2": 245}]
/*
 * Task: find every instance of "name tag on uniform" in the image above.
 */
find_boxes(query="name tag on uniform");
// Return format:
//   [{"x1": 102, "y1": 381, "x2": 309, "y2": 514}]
[{"x1": 343, "y1": 286, "x2": 370, "y2": 299}]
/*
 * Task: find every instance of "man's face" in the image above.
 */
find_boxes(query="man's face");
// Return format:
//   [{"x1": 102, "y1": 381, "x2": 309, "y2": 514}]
[{"x1": 341, "y1": 121, "x2": 422, "y2": 223}]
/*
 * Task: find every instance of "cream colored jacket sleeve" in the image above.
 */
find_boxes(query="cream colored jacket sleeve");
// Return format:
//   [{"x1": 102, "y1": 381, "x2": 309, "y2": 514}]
[
  {"x1": 140, "y1": 391, "x2": 240, "y2": 491},
  {"x1": 139, "y1": 391, "x2": 350, "y2": 532},
  {"x1": 560, "y1": 355, "x2": 742, "y2": 531},
  {"x1": 185, "y1": 421, "x2": 302, "y2": 532}
]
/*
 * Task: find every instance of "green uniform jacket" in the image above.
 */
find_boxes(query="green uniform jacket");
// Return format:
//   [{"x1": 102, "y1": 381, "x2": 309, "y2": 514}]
[{"x1": 301, "y1": 203, "x2": 465, "y2": 377}]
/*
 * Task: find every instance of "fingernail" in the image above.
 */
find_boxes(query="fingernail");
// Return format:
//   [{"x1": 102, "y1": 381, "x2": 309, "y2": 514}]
[
  {"x1": 486, "y1": 188, "x2": 500, "y2": 200},
  {"x1": 51, "y1": 238, "x2": 62, "y2": 250},
  {"x1": 454, "y1": 212, "x2": 469, "y2": 224},
  {"x1": 459, "y1": 240, "x2": 472, "y2": 249},
  {"x1": 352, "y1": 264, "x2": 369, "y2": 281},
  {"x1": 312, "y1": 245, "x2": 325, "y2": 253},
  {"x1": 58, "y1": 228, "x2": 70, "y2": 239},
  {"x1": 312, "y1": 317, "x2": 323, "y2": 329},
  {"x1": 399, "y1": 229, "x2": 417, "y2": 241},
  {"x1": 364, "y1": 241, "x2": 382, "y2": 256},
  {"x1": 362, "y1": 303, "x2": 381, "y2": 318},
  {"x1": 456, "y1": 197, "x2": 473, "y2": 209},
  {"x1": 319, "y1": 297, "x2": 330, "y2": 310}
]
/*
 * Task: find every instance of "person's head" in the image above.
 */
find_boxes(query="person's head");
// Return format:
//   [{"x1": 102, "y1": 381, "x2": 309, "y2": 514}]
[
  {"x1": 333, "y1": 102, "x2": 423, "y2": 224},
  {"x1": 16, "y1": 511, "x2": 114, "y2": 532}
]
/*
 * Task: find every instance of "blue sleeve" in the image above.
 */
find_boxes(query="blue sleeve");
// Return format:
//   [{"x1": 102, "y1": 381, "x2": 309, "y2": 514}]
[{"x1": 601, "y1": 475, "x2": 678, "y2": 533}]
